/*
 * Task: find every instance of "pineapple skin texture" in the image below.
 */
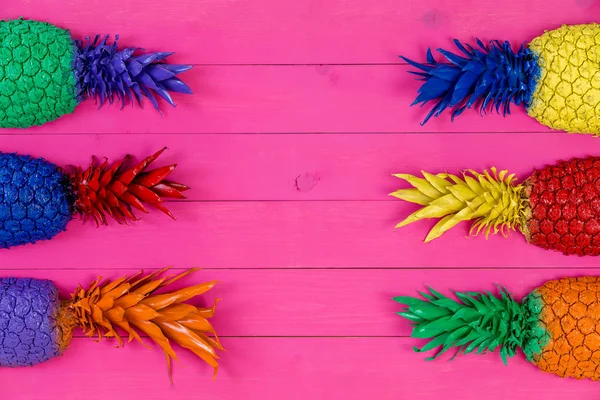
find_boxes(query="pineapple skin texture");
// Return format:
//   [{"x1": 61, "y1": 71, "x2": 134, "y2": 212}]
[
  {"x1": 527, "y1": 24, "x2": 600, "y2": 135},
  {"x1": 532, "y1": 277, "x2": 600, "y2": 380},
  {"x1": 0, "y1": 19, "x2": 79, "y2": 128},
  {"x1": 525, "y1": 157, "x2": 600, "y2": 256},
  {"x1": 0, "y1": 278, "x2": 63, "y2": 367},
  {"x1": 0, "y1": 153, "x2": 72, "y2": 248}
]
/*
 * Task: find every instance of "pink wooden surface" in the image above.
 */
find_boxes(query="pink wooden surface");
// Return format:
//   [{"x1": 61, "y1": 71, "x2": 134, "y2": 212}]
[
  {"x1": 1, "y1": 0, "x2": 600, "y2": 399},
  {"x1": 0, "y1": 133, "x2": 598, "y2": 201},
  {"x1": 1, "y1": 0, "x2": 597, "y2": 64},
  {"x1": 0, "y1": 65, "x2": 553, "y2": 134}
]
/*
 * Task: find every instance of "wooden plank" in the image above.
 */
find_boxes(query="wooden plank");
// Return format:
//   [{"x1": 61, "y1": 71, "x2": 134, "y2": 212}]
[
  {"x1": 3, "y1": 202, "x2": 600, "y2": 269},
  {"x1": 3, "y1": 0, "x2": 597, "y2": 64},
  {"x1": 1, "y1": 337, "x2": 596, "y2": 400},
  {"x1": 1, "y1": 267, "x2": 596, "y2": 337},
  {"x1": 2, "y1": 133, "x2": 599, "y2": 200},
  {"x1": 0, "y1": 65, "x2": 549, "y2": 134}
]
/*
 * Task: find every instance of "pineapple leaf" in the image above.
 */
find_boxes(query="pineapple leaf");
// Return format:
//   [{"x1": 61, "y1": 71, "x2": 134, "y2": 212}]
[
  {"x1": 396, "y1": 284, "x2": 545, "y2": 365},
  {"x1": 412, "y1": 316, "x2": 464, "y2": 339},
  {"x1": 417, "y1": 333, "x2": 451, "y2": 353}
]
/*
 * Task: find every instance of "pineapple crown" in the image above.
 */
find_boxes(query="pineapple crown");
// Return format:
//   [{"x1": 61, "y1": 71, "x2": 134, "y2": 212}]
[
  {"x1": 401, "y1": 39, "x2": 541, "y2": 125},
  {"x1": 391, "y1": 168, "x2": 526, "y2": 242},
  {"x1": 66, "y1": 147, "x2": 190, "y2": 225},
  {"x1": 60, "y1": 268, "x2": 223, "y2": 379},
  {"x1": 394, "y1": 286, "x2": 549, "y2": 364},
  {"x1": 73, "y1": 35, "x2": 193, "y2": 111}
]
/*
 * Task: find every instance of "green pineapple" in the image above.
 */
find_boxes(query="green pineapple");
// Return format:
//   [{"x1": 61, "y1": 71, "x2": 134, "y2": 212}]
[{"x1": 0, "y1": 18, "x2": 192, "y2": 128}]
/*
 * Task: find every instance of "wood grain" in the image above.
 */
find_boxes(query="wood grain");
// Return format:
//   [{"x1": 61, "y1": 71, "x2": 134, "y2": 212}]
[
  {"x1": 0, "y1": 65, "x2": 550, "y2": 135},
  {"x1": 0, "y1": 267, "x2": 596, "y2": 338},
  {"x1": 0, "y1": 337, "x2": 597, "y2": 400},
  {"x1": 1, "y1": 133, "x2": 598, "y2": 201},
  {"x1": 5, "y1": 201, "x2": 600, "y2": 270},
  {"x1": 2, "y1": 0, "x2": 598, "y2": 398},
  {"x1": 2, "y1": 0, "x2": 597, "y2": 64}
]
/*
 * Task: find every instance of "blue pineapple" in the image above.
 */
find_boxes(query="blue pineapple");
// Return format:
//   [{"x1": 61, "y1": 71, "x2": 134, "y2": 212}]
[{"x1": 0, "y1": 148, "x2": 189, "y2": 248}]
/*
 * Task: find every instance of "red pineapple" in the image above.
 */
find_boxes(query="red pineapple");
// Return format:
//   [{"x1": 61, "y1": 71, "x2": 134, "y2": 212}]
[
  {"x1": 391, "y1": 156, "x2": 600, "y2": 256},
  {"x1": 0, "y1": 147, "x2": 190, "y2": 249},
  {"x1": 69, "y1": 147, "x2": 189, "y2": 225},
  {"x1": 525, "y1": 157, "x2": 600, "y2": 255}
]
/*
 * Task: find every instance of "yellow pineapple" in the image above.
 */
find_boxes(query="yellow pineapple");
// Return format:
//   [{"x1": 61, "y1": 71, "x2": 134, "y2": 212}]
[{"x1": 402, "y1": 23, "x2": 600, "y2": 134}]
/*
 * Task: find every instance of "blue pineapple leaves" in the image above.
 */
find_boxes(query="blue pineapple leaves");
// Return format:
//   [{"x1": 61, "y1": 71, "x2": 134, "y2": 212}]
[
  {"x1": 401, "y1": 39, "x2": 541, "y2": 125},
  {"x1": 73, "y1": 35, "x2": 193, "y2": 112}
]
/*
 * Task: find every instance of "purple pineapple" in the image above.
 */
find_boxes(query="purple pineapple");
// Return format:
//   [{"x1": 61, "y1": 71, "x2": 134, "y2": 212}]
[{"x1": 0, "y1": 278, "x2": 63, "y2": 366}]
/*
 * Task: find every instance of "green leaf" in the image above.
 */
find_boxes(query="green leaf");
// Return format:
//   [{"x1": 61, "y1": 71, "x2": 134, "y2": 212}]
[
  {"x1": 448, "y1": 346, "x2": 462, "y2": 361},
  {"x1": 467, "y1": 297, "x2": 489, "y2": 314},
  {"x1": 418, "y1": 291, "x2": 437, "y2": 301},
  {"x1": 488, "y1": 292, "x2": 504, "y2": 309},
  {"x1": 480, "y1": 294, "x2": 495, "y2": 310},
  {"x1": 464, "y1": 335, "x2": 488, "y2": 354},
  {"x1": 397, "y1": 312, "x2": 423, "y2": 322},
  {"x1": 412, "y1": 316, "x2": 464, "y2": 339},
  {"x1": 410, "y1": 302, "x2": 452, "y2": 320},
  {"x1": 416, "y1": 333, "x2": 451, "y2": 353},
  {"x1": 427, "y1": 287, "x2": 448, "y2": 300},
  {"x1": 479, "y1": 312, "x2": 493, "y2": 330},
  {"x1": 488, "y1": 337, "x2": 501, "y2": 351},
  {"x1": 431, "y1": 298, "x2": 463, "y2": 312},
  {"x1": 393, "y1": 296, "x2": 425, "y2": 305},
  {"x1": 452, "y1": 307, "x2": 480, "y2": 322},
  {"x1": 445, "y1": 325, "x2": 471, "y2": 344},
  {"x1": 498, "y1": 319, "x2": 509, "y2": 339},
  {"x1": 426, "y1": 343, "x2": 454, "y2": 361},
  {"x1": 454, "y1": 329, "x2": 481, "y2": 347},
  {"x1": 475, "y1": 337, "x2": 492, "y2": 354},
  {"x1": 500, "y1": 347, "x2": 508, "y2": 365},
  {"x1": 455, "y1": 292, "x2": 476, "y2": 306}
]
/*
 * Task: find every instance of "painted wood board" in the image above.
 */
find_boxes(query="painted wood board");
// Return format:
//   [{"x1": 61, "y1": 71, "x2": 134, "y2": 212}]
[
  {"x1": 4, "y1": 201, "x2": 600, "y2": 269},
  {"x1": 0, "y1": 133, "x2": 598, "y2": 201},
  {"x1": 0, "y1": 65, "x2": 554, "y2": 135},
  {"x1": 1, "y1": 337, "x2": 598, "y2": 400},
  {"x1": 1, "y1": 0, "x2": 598, "y2": 398},
  {"x1": 1, "y1": 0, "x2": 597, "y2": 64},
  {"x1": 0, "y1": 267, "x2": 595, "y2": 337}
]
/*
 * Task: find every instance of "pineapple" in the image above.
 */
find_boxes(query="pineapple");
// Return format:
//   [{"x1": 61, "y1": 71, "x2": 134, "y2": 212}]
[
  {"x1": 0, "y1": 148, "x2": 189, "y2": 248},
  {"x1": 0, "y1": 268, "x2": 222, "y2": 377},
  {"x1": 0, "y1": 18, "x2": 192, "y2": 129},
  {"x1": 401, "y1": 23, "x2": 600, "y2": 134},
  {"x1": 391, "y1": 156, "x2": 600, "y2": 256},
  {"x1": 395, "y1": 276, "x2": 600, "y2": 380}
]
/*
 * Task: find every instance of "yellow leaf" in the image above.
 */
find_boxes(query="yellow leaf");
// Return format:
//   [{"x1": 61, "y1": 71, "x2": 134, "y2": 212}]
[
  {"x1": 393, "y1": 174, "x2": 442, "y2": 199},
  {"x1": 448, "y1": 184, "x2": 477, "y2": 202},
  {"x1": 428, "y1": 193, "x2": 465, "y2": 212},
  {"x1": 422, "y1": 171, "x2": 450, "y2": 194},
  {"x1": 389, "y1": 189, "x2": 432, "y2": 205},
  {"x1": 425, "y1": 215, "x2": 457, "y2": 242},
  {"x1": 395, "y1": 210, "x2": 422, "y2": 229},
  {"x1": 464, "y1": 175, "x2": 483, "y2": 195}
]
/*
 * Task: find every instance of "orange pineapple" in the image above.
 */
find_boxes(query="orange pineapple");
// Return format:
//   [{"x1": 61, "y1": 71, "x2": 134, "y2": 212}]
[
  {"x1": 395, "y1": 276, "x2": 600, "y2": 380},
  {"x1": 0, "y1": 269, "x2": 223, "y2": 379}
]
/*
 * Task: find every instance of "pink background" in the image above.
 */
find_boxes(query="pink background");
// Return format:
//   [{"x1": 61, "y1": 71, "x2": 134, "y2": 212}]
[{"x1": 2, "y1": 0, "x2": 600, "y2": 399}]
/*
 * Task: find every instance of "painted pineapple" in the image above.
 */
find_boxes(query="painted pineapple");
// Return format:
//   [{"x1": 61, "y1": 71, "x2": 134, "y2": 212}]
[
  {"x1": 0, "y1": 268, "x2": 222, "y2": 377},
  {"x1": 391, "y1": 156, "x2": 600, "y2": 256},
  {"x1": 0, "y1": 18, "x2": 192, "y2": 128},
  {"x1": 395, "y1": 276, "x2": 600, "y2": 380},
  {"x1": 0, "y1": 147, "x2": 189, "y2": 248},
  {"x1": 402, "y1": 23, "x2": 600, "y2": 134}
]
